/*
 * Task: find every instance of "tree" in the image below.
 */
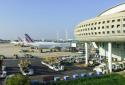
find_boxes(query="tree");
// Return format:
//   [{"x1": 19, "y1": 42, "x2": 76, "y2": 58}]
[
  {"x1": 6, "y1": 74, "x2": 31, "y2": 85},
  {"x1": 19, "y1": 59, "x2": 31, "y2": 71}
]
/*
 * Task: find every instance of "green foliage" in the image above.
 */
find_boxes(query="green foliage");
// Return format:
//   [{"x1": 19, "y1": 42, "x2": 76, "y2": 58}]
[
  {"x1": 52, "y1": 74, "x2": 125, "y2": 85},
  {"x1": 19, "y1": 59, "x2": 31, "y2": 71},
  {"x1": 6, "y1": 74, "x2": 31, "y2": 85}
]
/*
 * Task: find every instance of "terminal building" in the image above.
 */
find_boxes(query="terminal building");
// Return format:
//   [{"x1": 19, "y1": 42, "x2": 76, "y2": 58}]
[{"x1": 74, "y1": 3, "x2": 125, "y2": 73}]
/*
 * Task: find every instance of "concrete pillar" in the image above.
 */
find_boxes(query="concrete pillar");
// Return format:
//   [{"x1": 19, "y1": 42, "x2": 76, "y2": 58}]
[
  {"x1": 85, "y1": 42, "x2": 89, "y2": 65},
  {"x1": 108, "y1": 42, "x2": 112, "y2": 73}
]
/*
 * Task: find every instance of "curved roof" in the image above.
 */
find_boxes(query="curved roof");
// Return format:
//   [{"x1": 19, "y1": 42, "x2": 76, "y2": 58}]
[{"x1": 99, "y1": 3, "x2": 125, "y2": 16}]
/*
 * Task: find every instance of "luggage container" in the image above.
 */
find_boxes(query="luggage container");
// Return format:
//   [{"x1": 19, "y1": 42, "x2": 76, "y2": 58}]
[
  {"x1": 54, "y1": 77, "x2": 60, "y2": 81},
  {"x1": 72, "y1": 74, "x2": 79, "y2": 79},
  {"x1": 87, "y1": 72, "x2": 94, "y2": 77},
  {"x1": 96, "y1": 72, "x2": 102, "y2": 76},
  {"x1": 80, "y1": 73, "x2": 86, "y2": 77},
  {"x1": 63, "y1": 76, "x2": 70, "y2": 80}
]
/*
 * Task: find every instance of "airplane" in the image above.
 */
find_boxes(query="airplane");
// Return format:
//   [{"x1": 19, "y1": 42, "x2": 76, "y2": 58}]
[
  {"x1": 11, "y1": 37, "x2": 24, "y2": 46},
  {"x1": 24, "y1": 33, "x2": 71, "y2": 49}
]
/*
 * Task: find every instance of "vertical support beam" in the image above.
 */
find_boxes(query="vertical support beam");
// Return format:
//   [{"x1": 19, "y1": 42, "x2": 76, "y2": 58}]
[
  {"x1": 85, "y1": 42, "x2": 89, "y2": 65},
  {"x1": 108, "y1": 42, "x2": 112, "y2": 73}
]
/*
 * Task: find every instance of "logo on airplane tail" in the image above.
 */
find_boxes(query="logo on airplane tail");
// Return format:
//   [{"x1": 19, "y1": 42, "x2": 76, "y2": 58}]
[{"x1": 25, "y1": 34, "x2": 34, "y2": 43}]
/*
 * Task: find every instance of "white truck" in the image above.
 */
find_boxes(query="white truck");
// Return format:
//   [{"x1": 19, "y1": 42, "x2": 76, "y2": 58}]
[
  {"x1": 0, "y1": 66, "x2": 7, "y2": 78},
  {"x1": 93, "y1": 63, "x2": 108, "y2": 74}
]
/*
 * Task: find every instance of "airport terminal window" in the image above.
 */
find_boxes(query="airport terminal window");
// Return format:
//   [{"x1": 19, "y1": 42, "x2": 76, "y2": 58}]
[
  {"x1": 102, "y1": 21, "x2": 105, "y2": 24},
  {"x1": 102, "y1": 43, "x2": 105, "y2": 47},
  {"x1": 102, "y1": 31, "x2": 105, "y2": 34},
  {"x1": 123, "y1": 24, "x2": 125, "y2": 27},
  {"x1": 117, "y1": 30, "x2": 120, "y2": 33},
  {"x1": 117, "y1": 19, "x2": 120, "y2": 22},
  {"x1": 107, "y1": 20, "x2": 110, "y2": 23},
  {"x1": 124, "y1": 43, "x2": 125, "y2": 49},
  {"x1": 111, "y1": 25, "x2": 114, "y2": 28},
  {"x1": 106, "y1": 26, "x2": 109, "y2": 28},
  {"x1": 112, "y1": 31, "x2": 115, "y2": 33},
  {"x1": 95, "y1": 22, "x2": 97, "y2": 25},
  {"x1": 123, "y1": 18, "x2": 125, "y2": 21},
  {"x1": 102, "y1": 26, "x2": 104, "y2": 29},
  {"x1": 117, "y1": 24, "x2": 120, "y2": 28},
  {"x1": 98, "y1": 22, "x2": 101, "y2": 24},
  {"x1": 107, "y1": 31, "x2": 110, "y2": 34},
  {"x1": 112, "y1": 20, "x2": 115, "y2": 22},
  {"x1": 116, "y1": 44, "x2": 120, "y2": 48}
]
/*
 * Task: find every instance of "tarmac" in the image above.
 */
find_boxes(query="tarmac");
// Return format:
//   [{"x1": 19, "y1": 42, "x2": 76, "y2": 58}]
[
  {"x1": 0, "y1": 43, "x2": 92, "y2": 83},
  {"x1": 0, "y1": 43, "x2": 81, "y2": 58}
]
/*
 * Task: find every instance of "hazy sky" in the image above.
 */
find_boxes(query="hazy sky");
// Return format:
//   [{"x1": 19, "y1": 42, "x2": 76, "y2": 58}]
[{"x1": 0, "y1": 0, "x2": 125, "y2": 40}]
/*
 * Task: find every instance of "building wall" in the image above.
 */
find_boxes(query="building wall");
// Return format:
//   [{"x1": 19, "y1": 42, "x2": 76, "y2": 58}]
[{"x1": 74, "y1": 12, "x2": 125, "y2": 42}]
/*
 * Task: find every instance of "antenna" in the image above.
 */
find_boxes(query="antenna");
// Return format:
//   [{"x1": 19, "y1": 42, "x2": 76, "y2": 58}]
[
  {"x1": 65, "y1": 29, "x2": 68, "y2": 41},
  {"x1": 56, "y1": 32, "x2": 59, "y2": 41}
]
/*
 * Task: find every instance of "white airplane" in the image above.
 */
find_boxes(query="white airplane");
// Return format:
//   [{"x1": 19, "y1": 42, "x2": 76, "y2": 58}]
[
  {"x1": 11, "y1": 37, "x2": 24, "y2": 46},
  {"x1": 24, "y1": 34, "x2": 71, "y2": 49}
]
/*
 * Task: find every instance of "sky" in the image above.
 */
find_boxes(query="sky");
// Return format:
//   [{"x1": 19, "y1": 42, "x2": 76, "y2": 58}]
[{"x1": 0, "y1": 0, "x2": 125, "y2": 40}]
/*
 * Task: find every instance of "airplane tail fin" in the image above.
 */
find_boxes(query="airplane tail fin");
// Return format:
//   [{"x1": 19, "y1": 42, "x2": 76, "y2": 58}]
[
  {"x1": 17, "y1": 37, "x2": 23, "y2": 42},
  {"x1": 24, "y1": 33, "x2": 34, "y2": 43}
]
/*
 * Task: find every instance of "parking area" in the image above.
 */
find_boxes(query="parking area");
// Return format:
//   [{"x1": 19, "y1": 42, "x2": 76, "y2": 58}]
[
  {"x1": 0, "y1": 43, "x2": 93, "y2": 83},
  {"x1": 0, "y1": 57, "x2": 93, "y2": 83}
]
